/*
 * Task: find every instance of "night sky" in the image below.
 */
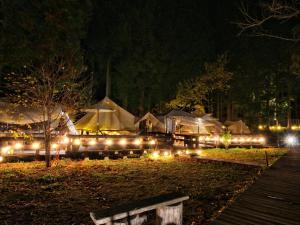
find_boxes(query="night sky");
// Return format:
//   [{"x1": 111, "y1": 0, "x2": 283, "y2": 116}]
[{"x1": 1, "y1": 0, "x2": 300, "y2": 128}]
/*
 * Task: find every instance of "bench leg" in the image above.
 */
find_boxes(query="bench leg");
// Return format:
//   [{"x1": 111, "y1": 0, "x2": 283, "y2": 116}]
[{"x1": 156, "y1": 203, "x2": 183, "y2": 225}]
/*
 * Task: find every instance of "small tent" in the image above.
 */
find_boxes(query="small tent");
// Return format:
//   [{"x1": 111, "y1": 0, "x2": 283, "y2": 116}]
[
  {"x1": 201, "y1": 114, "x2": 223, "y2": 134},
  {"x1": 225, "y1": 120, "x2": 251, "y2": 134},
  {"x1": 135, "y1": 112, "x2": 165, "y2": 133},
  {"x1": 0, "y1": 102, "x2": 77, "y2": 134},
  {"x1": 75, "y1": 97, "x2": 135, "y2": 132},
  {"x1": 165, "y1": 110, "x2": 209, "y2": 135}
]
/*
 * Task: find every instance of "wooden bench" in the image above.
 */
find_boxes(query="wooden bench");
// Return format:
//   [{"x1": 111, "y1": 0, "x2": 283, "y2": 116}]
[{"x1": 90, "y1": 193, "x2": 189, "y2": 225}]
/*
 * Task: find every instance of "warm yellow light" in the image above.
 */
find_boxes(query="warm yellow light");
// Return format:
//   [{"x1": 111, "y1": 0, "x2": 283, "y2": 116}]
[
  {"x1": 239, "y1": 137, "x2": 245, "y2": 143},
  {"x1": 192, "y1": 138, "x2": 196, "y2": 141},
  {"x1": 177, "y1": 150, "x2": 182, "y2": 155},
  {"x1": 152, "y1": 151, "x2": 159, "y2": 158},
  {"x1": 130, "y1": 150, "x2": 133, "y2": 154},
  {"x1": 149, "y1": 139, "x2": 156, "y2": 145},
  {"x1": 185, "y1": 150, "x2": 190, "y2": 154},
  {"x1": 74, "y1": 139, "x2": 81, "y2": 145},
  {"x1": 232, "y1": 138, "x2": 238, "y2": 143},
  {"x1": 259, "y1": 137, "x2": 266, "y2": 143},
  {"x1": 62, "y1": 136, "x2": 69, "y2": 144},
  {"x1": 105, "y1": 139, "x2": 113, "y2": 146},
  {"x1": 119, "y1": 139, "x2": 127, "y2": 146},
  {"x1": 205, "y1": 137, "x2": 210, "y2": 141},
  {"x1": 32, "y1": 142, "x2": 40, "y2": 149},
  {"x1": 133, "y1": 138, "x2": 142, "y2": 146},
  {"x1": 163, "y1": 151, "x2": 169, "y2": 156},
  {"x1": 1, "y1": 146, "x2": 10, "y2": 154},
  {"x1": 196, "y1": 150, "x2": 202, "y2": 155},
  {"x1": 258, "y1": 125, "x2": 264, "y2": 130},
  {"x1": 114, "y1": 151, "x2": 118, "y2": 155},
  {"x1": 51, "y1": 143, "x2": 58, "y2": 149},
  {"x1": 88, "y1": 139, "x2": 97, "y2": 146},
  {"x1": 14, "y1": 142, "x2": 23, "y2": 149},
  {"x1": 198, "y1": 136, "x2": 204, "y2": 141},
  {"x1": 213, "y1": 136, "x2": 219, "y2": 141},
  {"x1": 246, "y1": 137, "x2": 252, "y2": 142},
  {"x1": 0, "y1": 156, "x2": 3, "y2": 162}
]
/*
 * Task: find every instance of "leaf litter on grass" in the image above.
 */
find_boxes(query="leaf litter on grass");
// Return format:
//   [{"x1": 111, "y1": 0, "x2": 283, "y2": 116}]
[{"x1": 0, "y1": 158, "x2": 261, "y2": 225}]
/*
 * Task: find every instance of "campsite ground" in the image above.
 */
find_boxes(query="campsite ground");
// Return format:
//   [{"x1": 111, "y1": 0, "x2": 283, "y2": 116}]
[
  {"x1": 0, "y1": 148, "x2": 286, "y2": 225},
  {"x1": 198, "y1": 148, "x2": 288, "y2": 166}
]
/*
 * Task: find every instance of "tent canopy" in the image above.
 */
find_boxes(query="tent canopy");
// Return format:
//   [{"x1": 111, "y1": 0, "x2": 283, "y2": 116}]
[
  {"x1": 75, "y1": 97, "x2": 135, "y2": 131},
  {"x1": 165, "y1": 110, "x2": 209, "y2": 134},
  {"x1": 225, "y1": 120, "x2": 251, "y2": 134},
  {"x1": 0, "y1": 102, "x2": 61, "y2": 125},
  {"x1": 135, "y1": 112, "x2": 165, "y2": 133},
  {"x1": 201, "y1": 114, "x2": 223, "y2": 134}
]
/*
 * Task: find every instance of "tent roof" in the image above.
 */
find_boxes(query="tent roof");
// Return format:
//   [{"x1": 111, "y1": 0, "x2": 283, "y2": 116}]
[
  {"x1": 0, "y1": 102, "x2": 61, "y2": 125},
  {"x1": 225, "y1": 120, "x2": 251, "y2": 134},
  {"x1": 75, "y1": 97, "x2": 135, "y2": 131}
]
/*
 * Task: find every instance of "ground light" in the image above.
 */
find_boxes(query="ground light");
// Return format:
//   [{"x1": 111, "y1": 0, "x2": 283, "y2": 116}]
[
  {"x1": 152, "y1": 151, "x2": 160, "y2": 158},
  {"x1": 284, "y1": 135, "x2": 298, "y2": 147}
]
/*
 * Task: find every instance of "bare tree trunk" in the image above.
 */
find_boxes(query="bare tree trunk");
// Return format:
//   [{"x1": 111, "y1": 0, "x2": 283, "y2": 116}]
[{"x1": 44, "y1": 106, "x2": 51, "y2": 168}]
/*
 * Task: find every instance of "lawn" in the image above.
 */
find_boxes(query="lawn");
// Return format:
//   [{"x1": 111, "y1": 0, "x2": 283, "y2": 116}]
[
  {"x1": 199, "y1": 148, "x2": 288, "y2": 166},
  {"x1": 0, "y1": 158, "x2": 261, "y2": 225}
]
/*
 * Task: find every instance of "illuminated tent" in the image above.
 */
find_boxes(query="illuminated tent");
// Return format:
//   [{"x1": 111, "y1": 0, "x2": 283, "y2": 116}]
[
  {"x1": 0, "y1": 102, "x2": 77, "y2": 134},
  {"x1": 225, "y1": 120, "x2": 251, "y2": 134},
  {"x1": 201, "y1": 114, "x2": 223, "y2": 134},
  {"x1": 165, "y1": 110, "x2": 209, "y2": 135},
  {"x1": 75, "y1": 97, "x2": 135, "y2": 132},
  {"x1": 135, "y1": 112, "x2": 165, "y2": 133}
]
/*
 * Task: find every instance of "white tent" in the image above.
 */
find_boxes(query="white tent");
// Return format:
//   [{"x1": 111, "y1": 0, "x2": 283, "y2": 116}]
[
  {"x1": 135, "y1": 112, "x2": 165, "y2": 133},
  {"x1": 0, "y1": 102, "x2": 77, "y2": 134},
  {"x1": 201, "y1": 114, "x2": 223, "y2": 134},
  {"x1": 225, "y1": 120, "x2": 251, "y2": 134},
  {"x1": 75, "y1": 97, "x2": 135, "y2": 131},
  {"x1": 165, "y1": 110, "x2": 209, "y2": 135}
]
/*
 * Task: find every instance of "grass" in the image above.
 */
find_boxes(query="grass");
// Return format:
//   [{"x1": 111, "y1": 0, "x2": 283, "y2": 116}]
[
  {"x1": 199, "y1": 148, "x2": 288, "y2": 166},
  {"x1": 0, "y1": 157, "x2": 261, "y2": 225}
]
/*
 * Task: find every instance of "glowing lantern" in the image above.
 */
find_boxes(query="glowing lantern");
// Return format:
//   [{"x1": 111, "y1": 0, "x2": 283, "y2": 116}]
[
  {"x1": 133, "y1": 138, "x2": 142, "y2": 146},
  {"x1": 152, "y1": 151, "x2": 159, "y2": 158},
  {"x1": 259, "y1": 137, "x2": 266, "y2": 144},
  {"x1": 1, "y1": 146, "x2": 10, "y2": 154},
  {"x1": 51, "y1": 143, "x2": 58, "y2": 149},
  {"x1": 105, "y1": 139, "x2": 113, "y2": 146},
  {"x1": 32, "y1": 142, "x2": 40, "y2": 149},
  {"x1": 74, "y1": 139, "x2": 81, "y2": 145},
  {"x1": 119, "y1": 139, "x2": 127, "y2": 146},
  {"x1": 62, "y1": 137, "x2": 69, "y2": 144},
  {"x1": 149, "y1": 139, "x2": 156, "y2": 145},
  {"x1": 88, "y1": 139, "x2": 97, "y2": 146}
]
